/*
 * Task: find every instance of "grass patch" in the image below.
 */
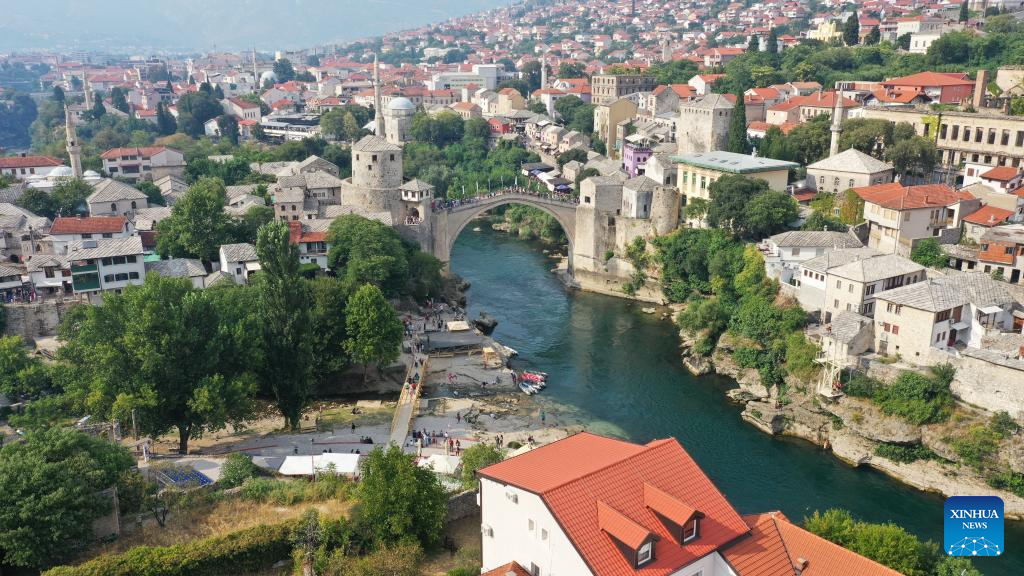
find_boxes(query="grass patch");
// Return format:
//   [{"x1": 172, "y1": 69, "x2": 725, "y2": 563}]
[
  {"x1": 874, "y1": 443, "x2": 940, "y2": 464},
  {"x1": 317, "y1": 404, "x2": 394, "y2": 430},
  {"x1": 239, "y1": 476, "x2": 353, "y2": 506}
]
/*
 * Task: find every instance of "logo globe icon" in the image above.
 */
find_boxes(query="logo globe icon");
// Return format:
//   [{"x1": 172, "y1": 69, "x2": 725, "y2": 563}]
[{"x1": 948, "y1": 537, "x2": 1001, "y2": 556}]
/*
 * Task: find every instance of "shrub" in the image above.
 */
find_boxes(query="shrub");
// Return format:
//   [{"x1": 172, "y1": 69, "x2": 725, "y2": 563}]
[
  {"x1": 874, "y1": 371, "x2": 953, "y2": 425},
  {"x1": 784, "y1": 332, "x2": 819, "y2": 381},
  {"x1": 950, "y1": 425, "x2": 1001, "y2": 470},
  {"x1": 874, "y1": 443, "x2": 938, "y2": 464},
  {"x1": 239, "y1": 475, "x2": 350, "y2": 505},
  {"x1": 990, "y1": 411, "x2": 1020, "y2": 439},
  {"x1": 219, "y1": 453, "x2": 259, "y2": 488},
  {"x1": 733, "y1": 347, "x2": 761, "y2": 369},
  {"x1": 323, "y1": 542, "x2": 422, "y2": 576},
  {"x1": 42, "y1": 520, "x2": 296, "y2": 576},
  {"x1": 843, "y1": 373, "x2": 878, "y2": 398},
  {"x1": 987, "y1": 470, "x2": 1024, "y2": 498}
]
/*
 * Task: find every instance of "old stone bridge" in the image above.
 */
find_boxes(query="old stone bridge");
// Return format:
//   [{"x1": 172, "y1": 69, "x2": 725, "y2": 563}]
[{"x1": 426, "y1": 190, "x2": 578, "y2": 272}]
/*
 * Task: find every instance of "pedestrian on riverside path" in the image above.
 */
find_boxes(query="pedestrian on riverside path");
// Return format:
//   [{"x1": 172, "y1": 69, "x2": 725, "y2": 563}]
[
  {"x1": 456, "y1": 412, "x2": 461, "y2": 423},
  {"x1": 541, "y1": 410, "x2": 546, "y2": 424},
  {"x1": 351, "y1": 422, "x2": 356, "y2": 432},
  {"x1": 456, "y1": 440, "x2": 461, "y2": 455}
]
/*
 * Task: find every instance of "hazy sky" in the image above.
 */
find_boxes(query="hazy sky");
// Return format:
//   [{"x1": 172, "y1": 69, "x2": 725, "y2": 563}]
[{"x1": 1, "y1": 0, "x2": 510, "y2": 53}]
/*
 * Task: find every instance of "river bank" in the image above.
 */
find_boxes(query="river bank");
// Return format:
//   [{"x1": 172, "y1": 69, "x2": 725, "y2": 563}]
[
  {"x1": 449, "y1": 225, "x2": 1024, "y2": 575},
  {"x1": 674, "y1": 318, "x2": 1024, "y2": 519}
]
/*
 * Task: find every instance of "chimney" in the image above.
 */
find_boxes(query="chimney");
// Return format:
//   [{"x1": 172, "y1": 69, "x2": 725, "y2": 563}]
[
  {"x1": 973, "y1": 69, "x2": 989, "y2": 110},
  {"x1": 794, "y1": 557, "x2": 809, "y2": 573}
]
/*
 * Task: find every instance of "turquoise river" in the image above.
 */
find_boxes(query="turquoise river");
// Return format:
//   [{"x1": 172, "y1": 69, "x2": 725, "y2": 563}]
[{"x1": 450, "y1": 225, "x2": 1022, "y2": 576}]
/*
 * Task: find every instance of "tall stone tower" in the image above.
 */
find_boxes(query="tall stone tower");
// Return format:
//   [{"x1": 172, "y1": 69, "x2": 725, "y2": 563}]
[
  {"x1": 373, "y1": 54, "x2": 385, "y2": 139},
  {"x1": 342, "y1": 135, "x2": 403, "y2": 215},
  {"x1": 540, "y1": 55, "x2": 548, "y2": 90},
  {"x1": 677, "y1": 94, "x2": 733, "y2": 155},
  {"x1": 829, "y1": 91, "x2": 845, "y2": 157},
  {"x1": 65, "y1": 105, "x2": 82, "y2": 178},
  {"x1": 252, "y1": 47, "x2": 259, "y2": 91}
]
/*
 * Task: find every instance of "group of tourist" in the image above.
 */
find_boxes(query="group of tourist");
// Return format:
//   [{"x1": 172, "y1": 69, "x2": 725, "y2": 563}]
[{"x1": 430, "y1": 186, "x2": 579, "y2": 213}]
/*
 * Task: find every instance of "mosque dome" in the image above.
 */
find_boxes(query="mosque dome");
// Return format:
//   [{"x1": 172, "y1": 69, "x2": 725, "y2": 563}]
[
  {"x1": 83, "y1": 170, "x2": 101, "y2": 181},
  {"x1": 387, "y1": 97, "x2": 415, "y2": 112},
  {"x1": 259, "y1": 70, "x2": 278, "y2": 85},
  {"x1": 50, "y1": 166, "x2": 73, "y2": 178}
]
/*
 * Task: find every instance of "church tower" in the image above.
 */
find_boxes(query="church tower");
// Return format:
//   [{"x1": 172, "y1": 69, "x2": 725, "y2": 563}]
[
  {"x1": 65, "y1": 105, "x2": 82, "y2": 178},
  {"x1": 373, "y1": 54, "x2": 385, "y2": 139},
  {"x1": 829, "y1": 91, "x2": 845, "y2": 157}
]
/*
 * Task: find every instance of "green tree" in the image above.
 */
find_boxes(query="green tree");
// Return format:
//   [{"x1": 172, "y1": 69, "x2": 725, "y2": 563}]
[
  {"x1": 553, "y1": 94, "x2": 584, "y2": 121},
  {"x1": 228, "y1": 204, "x2": 274, "y2": 244},
  {"x1": 110, "y1": 87, "x2": 130, "y2": 113},
  {"x1": 49, "y1": 177, "x2": 93, "y2": 217},
  {"x1": 155, "y1": 177, "x2": 231, "y2": 261},
  {"x1": 217, "y1": 114, "x2": 239, "y2": 145},
  {"x1": 909, "y1": 237, "x2": 948, "y2": 268},
  {"x1": 156, "y1": 102, "x2": 177, "y2": 135},
  {"x1": 843, "y1": 13, "x2": 860, "y2": 46},
  {"x1": 726, "y1": 93, "x2": 750, "y2": 154},
  {"x1": 51, "y1": 85, "x2": 65, "y2": 102},
  {"x1": 219, "y1": 453, "x2": 260, "y2": 488},
  {"x1": 308, "y1": 277, "x2": 352, "y2": 389},
  {"x1": 0, "y1": 335, "x2": 50, "y2": 397},
  {"x1": 766, "y1": 28, "x2": 779, "y2": 55},
  {"x1": 273, "y1": 58, "x2": 296, "y2": 82},
  {"x1": 459, "y1": 443, "x2": 504, "y2": 489},
  {"x1": 90, "y1": 93, "x2": 106, "y2": 119},
  {"x1": 175, "y1": 91, "x2": 223, "y2": 137},
  {"x1": 747, "y1": 34, "x2": 760, "y2": 53},
  {"x1": 959, "y1": 0, "x2": 969, "y2": 22},
  {"x1": 0, "y1": 428, "x2": 135, "y2": 569},
  {"x1": 557, "y1": 148, "x2": 588, "y2": 167},
  {"x1": 327, "y1": 214, "x2": 410, "y2": 296},
  {"x1": 706, "y1": 175, "x2": 769, "y2": 235},
  {"x1": 320, "y1": 107, "x2": 347, "y2": 140},
  {"x1": 345, "y1": 284, "x2": 403, "y2": 382},
  {"x1": 356, "y1": 445, "x2": 448, "y2": 549},
  {"x1": 59, "y1": 274, "x2": 256, "y2": 452},
  {"x1": 558, "y1": 62, "x2": 586, "y2": 78},
  {"x1": 744, "y1": 191, "x2": 797, "y2": 238},
  {"x1": 864, "y1": 26, "x2": 881, "y2": 45},
  {"x1": 15, "y1": 186, "x2": 57, "y2": 218},
  {"x1": 255, "y1": 220, "x2": 314, "y2": 430}
]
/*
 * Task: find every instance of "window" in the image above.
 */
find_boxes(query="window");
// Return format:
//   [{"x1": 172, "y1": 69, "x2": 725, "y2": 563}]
[
  {"x1": 82, "y1": 233, "x2": 93, "y2": 239},
  {"x1": 951, "y1": 125, "x2": 959, "y2": 140},
  {"x1": 131, "y1": 201, "x2": 137, "y2": 209},
  {"x1": 101, "y1": 257, "x2": 112, "y2": 266},
  {"x1": 683, "y1": 518, "x2": 699, "y2": 542},
  {"x1": 528, "y1": 519, "x2": 535, "y2": 531},
  {"x1": 834, "y1": 299, "x2": 839, "y2": 308},
  {"x1": 102, "y1": 233, "x2": 112, "y2": 238},
  {"x1": 530, "y1": 563, "x2": 540, "y2": 576},
  {"x1": 128, "y1": 271, "x2": 139, "y2": 280},
  {"x1": 114, "y1": 273, "x2": 129, "y2": 282},
  {"x1": 792, "y1": 247, "x2": 800, "y2": 256},
  {"x1": 892, "y1": 325, "x2": 899, "y2": 335},
  {"x1": 103, "y1": 274, "x2": 114, "y2": 283},
  {"x1": 44, "y1": 267, "x2": 55, "y2": 279},
  {"x1": 865, "y1": 284, "x2": 875, "y2": 296},
  {"x1": 848, "y1": 284, "x2": 854, "y2": 293},
  {"x1": 638, "y1": 542, "x2": 653, "y2": 566},
  {"x1": 936, "y1": 332, "x2": 943, "y2": 342},
  {"x1": 127, "y1": 255, "x2": 137, "y2": 263},
  {"x1": 111, "y1": 203, "x2": 117, "y2": 212},
  {"x1": 541, "y1": 529, "x2": 548, "y2": 541}
]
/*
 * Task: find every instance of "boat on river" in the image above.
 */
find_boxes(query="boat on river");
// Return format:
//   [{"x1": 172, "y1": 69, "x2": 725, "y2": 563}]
[{"x1": 518, "y1": 380, "x2": 539, "y2": 395}]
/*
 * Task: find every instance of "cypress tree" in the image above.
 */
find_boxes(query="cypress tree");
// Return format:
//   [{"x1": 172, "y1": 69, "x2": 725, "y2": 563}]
[
  {"x1": 959, "y1": 1, "x2": 969, "y2": 22},
  {"x1": 843, "y1": 13, "x2": 860, "y2": 46},
  {"x1": 727, "y1": 92, "x2": 751, "y2": 155},
  {"x1": 766, "y1": 28, "x2": 779, "y2": 55}
]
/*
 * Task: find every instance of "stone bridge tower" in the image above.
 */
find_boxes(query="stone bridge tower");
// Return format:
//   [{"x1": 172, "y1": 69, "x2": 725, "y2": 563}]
[{"x1": 341, "y1": 135, "x2": 403, "y2": 215}]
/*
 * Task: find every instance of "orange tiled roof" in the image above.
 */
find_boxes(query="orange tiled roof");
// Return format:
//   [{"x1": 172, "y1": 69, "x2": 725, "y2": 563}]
[
  {"x1": 881, "y1": 71, "x2": 973, "y2": 88},
  {"x1": 853, "y1": 183, "x2": 961, "y2": 210},
  {"x1": 479, "y1": 432, "x2": 750, "y2": 576},
  {"x1": 0, "y1": 155, "x2": 62, "y2": 169},
  {"x1": 963, "y1": 205, "x2": 1013, "y2": 226},
  {"x1": 721, "y1": 513, "x2": 795, "y2": 576},
  {"x1": 980, "y1": 166, "x2": 1020, "y2": 182},
  {"x1": 482, "y1": 562, "x2": 531, "y2": 576},
  {"x1": 772, "y1": 512, "x2": 903, "y2": 576},
  {"x1": 100, "y1": 146, "x2": 174, "y2": 159},
  {"x1": 50, "y1": 216, "x2": 127, "y2": 235}
]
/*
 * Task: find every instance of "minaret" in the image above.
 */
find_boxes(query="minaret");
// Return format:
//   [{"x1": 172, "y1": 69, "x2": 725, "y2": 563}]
[
  {"x1": 83, "y1": 75, "x2": 94, "y2": 110},
  {"x1": 829, "y1": 90, "x2": 844, "y2": 157},
  {"x1": 252, "y1": 47, "x2": 258, "y2": 90},
  {"x1": 373, "y1": 54, "x2": 385, "y2": 138},
  {"x1": 65, "y1": 105, "x2": 83, "y2": 178},
  {"x1": 540, "y1": 55, "x2": 548, "y2": 89}
]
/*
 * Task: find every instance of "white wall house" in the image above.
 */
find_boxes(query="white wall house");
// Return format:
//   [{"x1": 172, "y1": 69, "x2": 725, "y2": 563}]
[
  {"x1": 66, "y1": 236, "x2": 146, "y2": 302},
  {"x1": 797, "y1": 248, "x2": 926, "y2": 320},
  {"x1": 86, "y1": 179, "x2": 149, "y2": 217},
  {"x1": 762, "y1": 231, "x2": 863, "y2": 286},
  {"x1": 218, "y1": 243, "x2": 261, "y2": 285}
]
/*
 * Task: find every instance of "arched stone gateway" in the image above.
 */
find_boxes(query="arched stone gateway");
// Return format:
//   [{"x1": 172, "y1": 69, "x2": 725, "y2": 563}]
[{"x1": 426, "y1": 191, "x2": 578, "y2": 275}]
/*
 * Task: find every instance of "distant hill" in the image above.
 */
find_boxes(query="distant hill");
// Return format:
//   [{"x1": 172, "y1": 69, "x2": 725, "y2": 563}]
[{"x1": 0, "y1": 0, "x2": 508, "y2": 53}]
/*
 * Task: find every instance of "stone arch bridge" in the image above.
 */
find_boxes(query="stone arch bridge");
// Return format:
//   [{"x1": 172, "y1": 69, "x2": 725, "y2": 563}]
[{"x1": 426, "y1": 190, "x2": 578, "y2": 273}]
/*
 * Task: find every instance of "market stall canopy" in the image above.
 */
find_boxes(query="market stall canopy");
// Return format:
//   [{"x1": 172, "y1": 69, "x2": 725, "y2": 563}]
[
  {"x1": 278, "y1": 453, "x2": 361, "y2": 477},
  {"x1": 447, "y1": 320, "x2": 472, "y2": 331},
  {"x1": 418, "y1": 454, "x2": 461, "y2": 475}
]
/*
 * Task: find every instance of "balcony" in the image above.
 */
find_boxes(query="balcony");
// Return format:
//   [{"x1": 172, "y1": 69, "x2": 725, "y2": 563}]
[
  {"x1": 72, "y1": 273, "x2": 100, "y2": 292},
  {"x1": 70, "y1": 263, "x2": 97, "y2": 274}
]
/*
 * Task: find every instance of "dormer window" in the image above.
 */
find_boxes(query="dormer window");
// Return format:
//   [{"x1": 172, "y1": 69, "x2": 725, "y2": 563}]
[
  {"x1": 637, "y1": 541, "x2": 653, "y2": 566},
  {"x1": 683, "y1": 518, "x2": 699, "y2": 543}
]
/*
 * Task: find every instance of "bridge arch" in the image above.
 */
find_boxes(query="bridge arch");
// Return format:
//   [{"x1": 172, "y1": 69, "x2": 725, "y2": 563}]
[{"x1": 430, "y1": 192, "x2": 577, "y2": 275}]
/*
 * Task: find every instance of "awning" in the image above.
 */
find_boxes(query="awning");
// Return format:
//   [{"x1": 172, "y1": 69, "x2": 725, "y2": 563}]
[
  {"x1": 980, "y1": 305, "x2": 1004, "y2": 315},
  {"x1": 278, "y1": 453, "x2": 361, "y2": 476},
  {"x1": 951, "y1": 320, "x2": 970, "y2": 330},
  {"x1": 418, "y1": 454, "x2": 460, "y2": 475},
  {"x1": 447, "y1": 320, "x2": 471, "y2": 331}
]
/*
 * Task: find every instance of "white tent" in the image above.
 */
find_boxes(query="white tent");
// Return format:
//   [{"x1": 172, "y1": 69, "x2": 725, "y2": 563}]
[
  {"x1": 418, "y1": 454, "x2": 461, "y2": 475},
  {"x1": 447, "y1": 320, "x2": 471, "y2": 332},
  {"x1": 278, "y1": 453, "x2": 361, "y2": 477}
]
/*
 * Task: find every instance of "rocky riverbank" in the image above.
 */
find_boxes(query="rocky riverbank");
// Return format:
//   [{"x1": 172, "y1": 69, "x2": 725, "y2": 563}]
[{"x1": 674, "y1": 316, "x2": 1024, "y2": 519}]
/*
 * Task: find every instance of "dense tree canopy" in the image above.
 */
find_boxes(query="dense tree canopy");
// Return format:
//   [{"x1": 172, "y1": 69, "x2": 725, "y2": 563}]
[
  {"x1": 0, "y1": 428, "x2": 135, "y2": 569},
  {"x1": 155, "y1": 177, "x2": 232, "y2": 261},
  {"x1": 356, "y1": 445, "x2": 448, "y2": 549}
]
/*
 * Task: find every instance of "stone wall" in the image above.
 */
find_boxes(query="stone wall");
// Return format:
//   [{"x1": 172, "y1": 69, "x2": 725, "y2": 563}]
[
  {"x1": 447, "y1": 489, "x2": 479, "y2": 522},
  {"x1": 2, "y1": 300, "x2": 73, "y2": 340}
]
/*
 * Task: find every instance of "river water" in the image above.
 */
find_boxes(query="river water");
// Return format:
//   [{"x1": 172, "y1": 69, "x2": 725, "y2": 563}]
[{"x1": 450, "y1": 226, "x2": 1022, "y2": 576}]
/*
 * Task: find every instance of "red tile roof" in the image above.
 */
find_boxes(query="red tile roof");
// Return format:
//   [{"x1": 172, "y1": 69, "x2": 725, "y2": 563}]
[
  {"x1": 721, "y1": 513, "x2": 796, "y2": 576},
  {"x1": 853, "y1": 183, "x2": 962, "y2": 210},
  {"x1": 0, "y1": 155, "x2": 62, "y2": 169},
  {"x1": 598, "y1": 501, "x2": 653, "y2": 549},
  {"x1": 479, "y1": 432, "x2": 750, "y2": 576},
  {"x1": 980, "y1": 166, "x2": 1021, "y2": 182},
  {"x1": 881, "y1": 71, "x2": 973, "y2": 88},
  {"x1": 771, "y1": 512, "x2": 903, "y2": 576},
  {"x1": 482, "y1": 562, "x2": 531, "y2": 576},
  {"x1": 50, "y1": 216, "x2": 127, "y2": 235},
  {"x1": 963, "y1": 205, "x2": 1013, "y2": 226}
]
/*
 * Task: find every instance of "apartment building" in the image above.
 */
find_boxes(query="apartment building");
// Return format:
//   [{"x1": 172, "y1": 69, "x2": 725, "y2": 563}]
[
  {"x1": 797, "y1": 248, "x2": 926, "y2": 320},
  {"x1": 591, "y1": 73, "x2": 657, "y2": 106},
  {"x1": 854, "y1": 182, "x2": 980, "y2": 256},
  {"x1": 978, "y1": 224, "x2": 1024, "y2": 283},
  {"x1": 100, "y1": 146, "x2": 186, "y2": 182},
  {"x1": 66, "y1": 236, "x2": 146, "y2": 301}
]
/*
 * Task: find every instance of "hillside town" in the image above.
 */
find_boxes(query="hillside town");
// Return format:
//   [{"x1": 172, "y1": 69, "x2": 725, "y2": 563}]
[{"x1": 1, "y1": 0, "x2": 1024, "y2": 575}]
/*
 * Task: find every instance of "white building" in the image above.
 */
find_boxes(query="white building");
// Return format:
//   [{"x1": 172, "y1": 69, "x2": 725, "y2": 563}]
[
  {"x1": 87, "y1": 179, "x2": 149, "y2": 217},
  {"x1": 218, "y1": 243, "x2": 261, "y2": 285},
  {"x1": 797, "y1": 248, "x2": 926, "y2": 321},
  {"x1": 48, "y1": 215, "x2": 134, "y2": 255},
  {"x1": 100, "y1": 146, "x2": 186, "y2": 182},
  {"x1": 67, "y1": 236, "x2": 146, "y2": 301},
  {"x1": 0, "y1": 155, "x2": 65, "y2": 179},
  {"x1": 476, "y1": 432, "x2": 902, "y2": 576},
  {"x1": 805, "y1": 148, "x2": 894, "y2": 195},
  {"x1": 761, "y1": 230, "x2": 863, "y2": 285}
]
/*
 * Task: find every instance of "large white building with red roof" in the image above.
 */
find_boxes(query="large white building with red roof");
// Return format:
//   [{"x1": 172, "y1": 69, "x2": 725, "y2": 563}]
[
  {"x1": 100, "y1": 146, "x2": 186, "y2": 182},
  {"x1": 477, "y1": 432, "x2": 901, "y2": 576},
  {"x1": 854, "y1": 182, "x2": 981, "y2": 256},
  {"x1": 0, "y1": 155, "x2": 65, "y2": 179}
]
